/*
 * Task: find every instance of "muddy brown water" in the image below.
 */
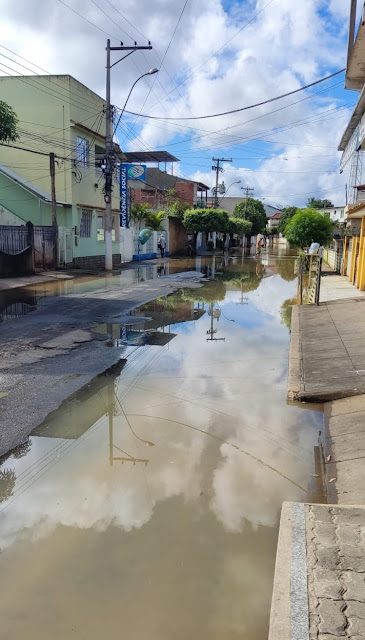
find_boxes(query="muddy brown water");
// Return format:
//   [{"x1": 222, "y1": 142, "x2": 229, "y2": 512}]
[{"x1": 0, "y1": 251, "x2": 324, "y2": 639}]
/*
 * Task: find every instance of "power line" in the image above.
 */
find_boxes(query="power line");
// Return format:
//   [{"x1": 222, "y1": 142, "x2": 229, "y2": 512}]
[
  {"x1": 125, "y1": 68, "x2": 346, "y2": 120},
  {"x1": 136, "y1": 0, "x2": 277, "y2": 114}
]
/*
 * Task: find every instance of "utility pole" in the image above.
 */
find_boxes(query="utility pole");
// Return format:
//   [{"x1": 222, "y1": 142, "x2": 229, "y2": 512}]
[
  {"x1": 104, "y1": 39, "x2": 153, "y2": 271},
  {"x1": 212, "y1": 157, "x2": 232, "y2": 208},
  {"x1": 241, "y1": 186, "x2": 254, "y2": 218},
  {"x1": 49, "y1": 152, "x2": 58, "y2": 268}
]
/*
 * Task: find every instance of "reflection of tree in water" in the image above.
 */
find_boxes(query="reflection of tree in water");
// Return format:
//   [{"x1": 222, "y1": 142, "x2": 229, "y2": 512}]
[
  {"x1": 222, "y1": 271, "x2": 263, "y2": 293},
  {"x1": 0, "y1": 438, "x2": 31, "y2": 504},
  {"x1": 182, "y1": 279, "x2": 226, "y2": 303},
  {"x1": 280, "y1": 298, "x2": 297, "y2": 329},
  {"x1": 11, "y1": 439, "x2": 31, "y2": 459},
  {"x1": 0, "y1": 469, "x2": 16, "y2": 503},
  {"x1": 276, "y1": 258, "x2": 296, "y2": 282}
]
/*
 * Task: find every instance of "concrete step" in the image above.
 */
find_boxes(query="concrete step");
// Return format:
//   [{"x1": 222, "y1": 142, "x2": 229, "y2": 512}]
[{"x1": 269, "y1": 502, "x2": 365, "y2": 640}]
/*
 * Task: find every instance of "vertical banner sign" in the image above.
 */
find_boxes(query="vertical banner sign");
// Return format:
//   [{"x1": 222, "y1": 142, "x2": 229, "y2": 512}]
[{"x1": 120, "y1": 163, "x2": 128, "y2": 228}]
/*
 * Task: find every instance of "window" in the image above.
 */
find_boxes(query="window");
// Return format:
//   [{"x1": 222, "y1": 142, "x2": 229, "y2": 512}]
[
  {"x1": 97, "y1": 216, "x2": 104, "y2": 242},
  {"x1": 340, "y1": 209, "x2": 344, "y2": 218},
  {"x1": 80, "y1": 209, "x2": 92, "y2": 238},
  {"x1": 77, "y1": 136, "x2": 88, "y2": 167},
  {"x1": 95, "y1": 144, "x2": 105, "y2": 173},
  {"x1": 97, "y1": 215, "x2": 119, "y2": 242}
]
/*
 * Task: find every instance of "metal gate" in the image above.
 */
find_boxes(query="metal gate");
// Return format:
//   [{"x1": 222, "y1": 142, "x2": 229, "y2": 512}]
[
  {"x1": 34, "y1": 226, "x2": 55, "y2": 269},
  {"x1": 58, "y1": 227, "x2": 73, "y2": 267}
]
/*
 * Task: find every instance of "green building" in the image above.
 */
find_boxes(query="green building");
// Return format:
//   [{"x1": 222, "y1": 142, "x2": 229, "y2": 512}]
[{"x1": 0, "y1": 74, "x2": 122, "y2": 268}]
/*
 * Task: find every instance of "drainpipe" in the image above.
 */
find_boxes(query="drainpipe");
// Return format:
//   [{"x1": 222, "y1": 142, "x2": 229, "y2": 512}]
[{"x1": 347, "y1": 0, "x2": 358, "y2": 77}]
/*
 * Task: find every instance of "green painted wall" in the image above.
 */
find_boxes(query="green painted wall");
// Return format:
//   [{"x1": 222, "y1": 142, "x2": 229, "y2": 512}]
[
  {"x1": 0, "y1": 171, "x2": 70, "y2": 227},
  {"x1": 0, "y1": 75, "x2": 120, "y2": 258}
]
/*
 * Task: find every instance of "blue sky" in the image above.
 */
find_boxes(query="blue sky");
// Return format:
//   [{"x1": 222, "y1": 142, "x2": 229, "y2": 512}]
[{"x1": 0, "y1": 0, "x2": 360, "y2": 207}]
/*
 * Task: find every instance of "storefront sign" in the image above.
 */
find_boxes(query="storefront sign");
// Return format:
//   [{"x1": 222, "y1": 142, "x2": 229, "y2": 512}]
[
  {"x1": 120, "y1": 163, "x2": 128, "y2": 227},
  {"x1": 127, "y1": 164, "x2": 146, "y2": 181}
]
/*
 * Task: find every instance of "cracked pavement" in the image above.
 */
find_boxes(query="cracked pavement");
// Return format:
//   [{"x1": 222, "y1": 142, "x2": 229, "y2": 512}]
[{"x1": 0, "y1": 271, "x2": 203, "y2": 458}]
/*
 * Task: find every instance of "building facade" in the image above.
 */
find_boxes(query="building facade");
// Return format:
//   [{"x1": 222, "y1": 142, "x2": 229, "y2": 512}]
[{"x1": 0, "y1": 75, "x2": 121, "y2": 268}]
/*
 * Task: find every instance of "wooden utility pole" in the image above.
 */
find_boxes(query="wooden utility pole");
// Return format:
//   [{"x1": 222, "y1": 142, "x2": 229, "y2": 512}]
[{"x1": 49, "y1": 152, "x2": 58, "y2": 268}]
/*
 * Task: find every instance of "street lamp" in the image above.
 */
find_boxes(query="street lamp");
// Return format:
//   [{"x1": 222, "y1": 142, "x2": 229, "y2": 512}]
[
  {"x1": 217, "y1": 180, "x2": 241, "y2": 206},
  {"x1": 104, "y1": 64, "x2": 159, "y2": 271},
  {"x1": 113, "y1": 68, "x2": 159, "y2": 135}
]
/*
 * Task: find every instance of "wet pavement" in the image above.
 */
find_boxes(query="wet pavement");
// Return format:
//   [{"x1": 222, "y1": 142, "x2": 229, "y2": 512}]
[{"x1": 0, "y1": 250, "x2": 324, "y2": 639}]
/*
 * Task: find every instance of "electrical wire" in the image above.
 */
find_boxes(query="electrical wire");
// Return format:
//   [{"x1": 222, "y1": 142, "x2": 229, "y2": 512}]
[{"x1": 125, "y1": 68, "x2": 346, "y2": 120}]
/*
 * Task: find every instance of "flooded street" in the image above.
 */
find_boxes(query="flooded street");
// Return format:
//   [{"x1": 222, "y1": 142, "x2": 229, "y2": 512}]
[{"x1": 0, "y1": 250, "x2": 323, "y2": 639}]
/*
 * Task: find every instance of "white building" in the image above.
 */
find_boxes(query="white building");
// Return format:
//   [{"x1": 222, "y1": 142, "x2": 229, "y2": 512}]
[{"x1": 316, "y1": 206, "x2": 346, "y2": 222}]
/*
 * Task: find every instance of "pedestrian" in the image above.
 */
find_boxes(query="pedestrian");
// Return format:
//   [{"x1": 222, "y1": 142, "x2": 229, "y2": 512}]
[{"x1": 159, "y1": 234, "x2": 166, "y2": 258}]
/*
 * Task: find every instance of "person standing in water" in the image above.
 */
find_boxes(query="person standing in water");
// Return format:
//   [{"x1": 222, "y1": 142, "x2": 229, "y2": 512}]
[{"x1": 159, "y1": 234, "x2": 166, "y2": 258}]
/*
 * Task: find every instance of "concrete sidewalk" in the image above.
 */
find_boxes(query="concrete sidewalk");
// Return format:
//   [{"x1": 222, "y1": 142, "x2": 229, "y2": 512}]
[
  {"x1": 324, "y1": 395, "x2": 365, "y2": 505},
  {"x1": 320, "y1": 271, "x2": 365, "y2": 303},
  {"x1": 288, "y1": 299, "x2": 365, "y2": 402},
  {"x1": 270, "y1": 502, "x2": 365, "y2": 640}
]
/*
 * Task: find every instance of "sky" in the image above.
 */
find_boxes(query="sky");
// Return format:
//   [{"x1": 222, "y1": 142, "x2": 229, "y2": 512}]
[{"x1": 0, "y1": 0, "x2": 362, "y2": 207}]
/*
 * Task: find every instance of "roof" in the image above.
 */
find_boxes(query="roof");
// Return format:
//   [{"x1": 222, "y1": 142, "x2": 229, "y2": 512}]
[
  {"x1": 269, "y1": 212, "x2": 282, "y2": 219},
  {"x1": 338, "y1": 83, "x2": 365, "y2": 151},
  {"x1": 0, "y1": 164, "x2": 69, "y2": 205},
  {"x1": 195, "y1": 181, "x2": 210, "y2": 191},
  {"x1": 122, "y1": 151, "x2": 179, "y2": 163},
  {"x1": 129, "y1": 167, "x2": 209, "y2": 191}
]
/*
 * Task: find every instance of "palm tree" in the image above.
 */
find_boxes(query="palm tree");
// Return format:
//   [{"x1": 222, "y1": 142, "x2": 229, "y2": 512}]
[
  {"x1": 129, "y1": 203, "x2": 151, "y2": 232},
  {"x1": 145, "y1": 210, "x2": 167, "y2": 231}
]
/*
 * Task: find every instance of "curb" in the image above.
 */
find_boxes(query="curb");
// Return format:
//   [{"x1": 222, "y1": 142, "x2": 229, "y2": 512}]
[{"x1": 287, "y1": 306, "x2": 301, "y2": 401}]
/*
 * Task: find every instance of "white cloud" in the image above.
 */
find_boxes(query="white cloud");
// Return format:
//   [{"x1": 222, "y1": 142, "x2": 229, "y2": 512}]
[{"x1": 0, "y1": 0, "x2": 354, "y2": 205}]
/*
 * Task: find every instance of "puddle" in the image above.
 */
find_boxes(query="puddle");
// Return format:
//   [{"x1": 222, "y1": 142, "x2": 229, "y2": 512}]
[{"x1": 0, "y1": 249, "x2": 324, "y2": 639}]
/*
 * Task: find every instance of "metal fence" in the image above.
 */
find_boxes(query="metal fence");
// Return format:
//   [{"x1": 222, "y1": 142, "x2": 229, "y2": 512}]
[{"x1": 0, "y1": 225, "x2": 29, "y2": 254}]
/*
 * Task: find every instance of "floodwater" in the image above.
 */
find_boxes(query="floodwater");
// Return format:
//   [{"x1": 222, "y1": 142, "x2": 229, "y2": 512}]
[{"x1": 0, "y1": 249, "x2": 324, "y2": 639}]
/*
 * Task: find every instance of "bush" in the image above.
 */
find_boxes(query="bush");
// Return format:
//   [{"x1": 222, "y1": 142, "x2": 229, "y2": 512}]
[{"x1": 283, "y1": 208, "x2": 334, "y2": 249}]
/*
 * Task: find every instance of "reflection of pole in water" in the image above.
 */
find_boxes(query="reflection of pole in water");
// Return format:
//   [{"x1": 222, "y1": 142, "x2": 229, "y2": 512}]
[
  {"x1": 107, "y1": 381, "x2": 150, "y2": 466},
  {"x1": 236, "y1": 281, "x2": 249, "y2": 306},
  {"x1": 206, "y1": 302, "x2": 225, "y2": 341}
]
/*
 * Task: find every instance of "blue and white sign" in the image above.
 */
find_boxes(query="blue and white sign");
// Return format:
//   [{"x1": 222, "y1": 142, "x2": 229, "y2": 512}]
[
  {"x1": 120, "y1": 163, "x2": 129, "y2": 227},
  {"x1": 127, "y1": 164, "x2": 146, "y2": 181}
]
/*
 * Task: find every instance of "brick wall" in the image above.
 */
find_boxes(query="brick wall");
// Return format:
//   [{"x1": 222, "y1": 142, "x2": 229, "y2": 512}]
[
  {"x1": 169, "y1": 217, "x2": 188, "y2": 255},
  {"x1": 73, "y1": 253, "x2": 120, "y2": 270},
  {"x1": 175, "y1": 181, "x2": 195, "y2": 206}
]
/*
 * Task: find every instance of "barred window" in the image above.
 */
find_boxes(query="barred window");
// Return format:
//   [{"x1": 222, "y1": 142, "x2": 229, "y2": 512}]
[
  {"x1": 80, "y1": 209, "x2": 92, "y2": 237},
  {"x1": 77, "y1": 137, "x2": 88, "y2": 167}
]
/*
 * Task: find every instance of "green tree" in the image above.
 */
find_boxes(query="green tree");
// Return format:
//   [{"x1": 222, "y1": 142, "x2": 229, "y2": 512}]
[
  {"x1": 145, "y1": 210, "x2": 167, "y2": 231},
  {"x1": 227, "y1": 217, "x2": 252, "y2": 236},
  {"x1": 169, "y1": 200, "x2": 190, "y2": 220},
  {"x1": 0, "y1": 101, "x2": 18, "y2": 143},
  {"x1": 129, "y1": 203, "x2": 151, "y2": 231},
  {"x1": 283, "y1": 208, "x2": 334, "y2": 249},
  {"x1": 183, "y1": 208, "x2": 230, "y2": 233},
  {"x1": 233, "y1": 198, "x2": 267, "y2": 235},
  {"x1": 307, "y1": 197, "x2": 334, "y2": 209},
  {"x1": 278, "y1": 206, "x2": 298, "y2": 234}
]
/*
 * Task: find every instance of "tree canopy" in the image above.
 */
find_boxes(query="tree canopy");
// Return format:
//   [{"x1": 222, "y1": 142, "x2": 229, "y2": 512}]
[
  {"x1": 130, "y1": 203, "x2": 150, "y2": 230},
  {"x1": 307, "y1": 197, "x2": 334, "y2": 209},
  {"x1": 145, "y1": 210, "x2": 167, "y2": 231},
  {"x1": 278, "y1": 207, "x2": 298, "y2": 234},
  {"x1": 0, "y1": 101, "x2": 18, "y2": 143},
  {"x1": 283, "y1": 208, "x2": 334, "y2": 249},
  {"x1": 183, "y1": 208, "x2": 230, "y2": 233},
  {"x1": 227, "y1": 217, "x2": 252, "y2": 236},
  {"x1": 233, "y1": 198, "x2": 267, "y2": 235}
]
